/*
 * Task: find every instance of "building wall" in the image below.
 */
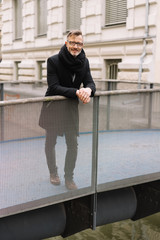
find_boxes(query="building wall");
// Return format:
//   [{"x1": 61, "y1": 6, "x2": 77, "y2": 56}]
[{"x1": 0, "y1": 0, "x2": 159, "y2": 89}]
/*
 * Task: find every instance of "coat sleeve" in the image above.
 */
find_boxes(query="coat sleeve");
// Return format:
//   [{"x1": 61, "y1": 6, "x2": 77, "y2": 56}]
[
  {"x1": 46, "y1": 57, "x2": 78, "y2": 98},
  {"x1": 83, "y1": 59, "x2": 96, "y2": 97}
]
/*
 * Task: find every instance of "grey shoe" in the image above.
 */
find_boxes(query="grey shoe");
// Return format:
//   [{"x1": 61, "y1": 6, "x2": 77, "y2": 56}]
[
  {"x1": 65, "y1": 179, "x2": 77, "y2": 190},
  {"x1": 50, "y1": 174, "x2": 61, "y2": 185}
]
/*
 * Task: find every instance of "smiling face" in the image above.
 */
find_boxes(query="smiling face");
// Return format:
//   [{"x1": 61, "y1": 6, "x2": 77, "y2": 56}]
[{"x1": 65, "y1": 34, "x2": 83, "y2": 57}]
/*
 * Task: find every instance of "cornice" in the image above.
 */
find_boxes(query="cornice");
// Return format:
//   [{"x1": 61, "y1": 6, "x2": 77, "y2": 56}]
[{"x1": 1, "y1": 35, "x2": 156, "y2": 54}]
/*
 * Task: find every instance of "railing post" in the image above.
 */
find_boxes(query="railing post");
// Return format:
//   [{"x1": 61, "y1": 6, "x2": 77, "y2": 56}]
[
  {"x1": 106, "y1": 94, "x2": 110, "y2": 130},
  {"x1": 150, "y1": 83, "x2": 154, "y2": 89},
  {"x1": 148, "y1": 84, "x2": 153, "y2": 129},
  {"x1": 148, "y1": 91, "x2": 152, "y2": 129},
  {"x1": 0, "y1": 83, "x2": 4, "y2": 141},
  {"x1": 0, "y1": 83, "x2": 4, "y2": 101},
  {"x1": 91, "y1": 96, "x2": 99, "y2": 230},
  {"x1": 108, "y1": 81, "x2": 111, "y2": 91}
]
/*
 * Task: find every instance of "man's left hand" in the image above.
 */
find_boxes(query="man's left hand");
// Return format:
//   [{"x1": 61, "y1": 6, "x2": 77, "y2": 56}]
[{"x1": 76, "y1": 87, "x2": 92, "y2": 104}]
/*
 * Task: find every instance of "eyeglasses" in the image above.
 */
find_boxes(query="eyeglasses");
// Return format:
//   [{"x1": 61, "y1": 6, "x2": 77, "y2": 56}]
[{"x1": 67, "y1": 40, "x2": 83, "y2": 47}]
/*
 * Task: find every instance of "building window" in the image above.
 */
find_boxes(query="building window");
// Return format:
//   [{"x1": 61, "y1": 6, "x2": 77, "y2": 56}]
[
  {"x1": 106, "y1": 59, "x2": 121, "y2": 79},
  {"x1": 37, "y1": 61, "x2": 45, "y2": 80},
  {"x1": 14, "y1": 0, "x2": 22, "y2": 39},
  {"x1": 14, "y1": 61, "x2": 21, "y2": 81},
  {"x1": 105, "y1": 59, "x2": 121, "y2": 90},
  {"x1": 37, "y1": 0, "x2": 47, "y2": 36},
  {"x1": 105, "y1": 0, "x2": 127, "y2": 26},
  {"x1": 66, "y1": 0, "x2": 82, "y2": 32}
]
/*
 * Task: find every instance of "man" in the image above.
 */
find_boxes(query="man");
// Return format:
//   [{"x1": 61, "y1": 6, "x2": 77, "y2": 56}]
[{"x1": 40, "y1": 30, "x2": 96, "y2": 190}]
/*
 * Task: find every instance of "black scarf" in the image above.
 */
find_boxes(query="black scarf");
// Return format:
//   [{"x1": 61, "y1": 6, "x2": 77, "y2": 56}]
[{"x1": 59, "y1": 44, "x2": 87, "y2": 74}]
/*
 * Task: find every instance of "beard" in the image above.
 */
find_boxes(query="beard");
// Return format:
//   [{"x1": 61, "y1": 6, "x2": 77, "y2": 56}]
[{"x1": 69, "y1": 48, "x2": 82, "y2": 57}]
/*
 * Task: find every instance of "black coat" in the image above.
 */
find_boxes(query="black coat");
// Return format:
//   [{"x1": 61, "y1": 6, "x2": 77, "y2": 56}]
[
  {"x1": 45, "y1": 53, "x2": 96, "y2": 98},
  {"x1": 39, "y1": 46, "x2": 96, "y2": 135}
]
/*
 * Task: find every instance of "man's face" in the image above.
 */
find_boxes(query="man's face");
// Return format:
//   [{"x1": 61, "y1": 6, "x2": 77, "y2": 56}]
[{"x1": 65, "y1": 35, "x2": 83, "y2": 57}]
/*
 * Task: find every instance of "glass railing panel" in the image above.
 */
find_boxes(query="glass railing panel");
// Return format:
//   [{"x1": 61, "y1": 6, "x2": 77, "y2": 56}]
[
  {"x1": 1, "y1": 90, "x2": 160, "y2": 218},
  {"x1": 0, "y1": 98, "x2": 94, "y2": 218},
  {"x1": 97, "y1": 92, "x2": 160, "y2": 192}
]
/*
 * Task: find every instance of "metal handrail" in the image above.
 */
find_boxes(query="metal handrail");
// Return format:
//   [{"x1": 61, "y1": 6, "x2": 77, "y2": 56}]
[
  {"x1": 1, "y1": 88, "x2": 160, "y2": 106},
  {"x1": 0, "y1": 80, "x2": 46, "y2": 84},
  {"x1": 0, "y1": 79, "x2": 159, "y2": 102}
]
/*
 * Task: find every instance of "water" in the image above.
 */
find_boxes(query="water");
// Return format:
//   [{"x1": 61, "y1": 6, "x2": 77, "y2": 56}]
[{"x1": 45, "y1": 213, "x2": 160, "y2": 240}]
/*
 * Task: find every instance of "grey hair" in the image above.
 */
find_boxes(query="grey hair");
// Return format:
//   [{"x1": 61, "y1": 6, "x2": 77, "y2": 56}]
[{"x1": 67, "y1": 30, "x2": 82, "y2": 39}]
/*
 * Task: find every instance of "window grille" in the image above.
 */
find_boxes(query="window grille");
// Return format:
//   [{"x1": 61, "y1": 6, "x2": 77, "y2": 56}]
[
  {"x1": 105, "y1": 59, "x2": 121, "y2": 90},
  {"x1": 105, "y1": 0, "x2": 127, "y2": 26},
  {"x1": 37, "y1": 61, "x2": 45, "y2": 80},
  {"x1": 37, "y1": 0, "x2": 47, "y2": 35},
  {"x1": 106, "y1": 59, "x2": 121, "y2": 79},
  {"x1": 14, "y1": 0, "x2": 22, "y2": 39},
  {"x1": 66, "y1": 0, "x2": 82, "y2": 31}
]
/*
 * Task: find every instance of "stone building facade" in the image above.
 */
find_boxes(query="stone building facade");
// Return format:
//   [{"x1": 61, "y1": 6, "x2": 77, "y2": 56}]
[{"x1": 0, "y1": 0, "x2": 160, "y2": 90}]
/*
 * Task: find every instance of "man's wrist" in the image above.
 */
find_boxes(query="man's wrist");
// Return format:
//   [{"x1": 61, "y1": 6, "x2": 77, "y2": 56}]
[
  {"x1": 76, "y1": 90, "x2": 79, "y2": 96},
  {"x1": 86, "y1": 87, "x2": 92, "y2": 96}
]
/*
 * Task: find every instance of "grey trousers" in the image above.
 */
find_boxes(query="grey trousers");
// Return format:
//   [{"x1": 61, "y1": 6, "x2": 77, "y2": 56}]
[{"x1": 45, "y1": 130, "x2": 78, "y2": 180}]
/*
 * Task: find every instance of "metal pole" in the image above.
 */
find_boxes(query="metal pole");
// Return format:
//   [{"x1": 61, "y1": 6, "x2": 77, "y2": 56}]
[
  {"x1": 91, "y1": 96, "x2": 99, "y2": 230},
  {"x1": 138, "y1": 0, "x2": 149, "y2": 89},
  {"x1": 106, "y1": 95, "x2": 110, "y2": 130},
  {"x1": 0, "y1": 83, "x2": 4, "y2": 101},
  {"x1": 0, "y1": 83, "x2": 4, "y2": 141},
  {"x1": 148, "y1": 91, "x2": 152, "y2": 129}
]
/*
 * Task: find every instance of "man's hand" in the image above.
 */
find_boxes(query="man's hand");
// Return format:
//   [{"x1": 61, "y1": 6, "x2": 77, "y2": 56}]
[{"x1": 76, "y1": 87, "x2": 92, "y2": 104}]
